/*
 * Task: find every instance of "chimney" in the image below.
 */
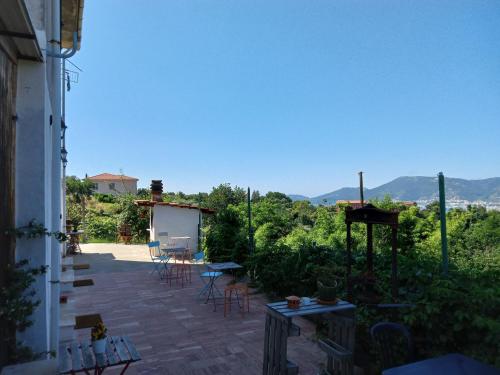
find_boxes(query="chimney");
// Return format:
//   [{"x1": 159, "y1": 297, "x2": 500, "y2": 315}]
[{"x1": 151, "y1": 180, "x2": 163, "y2": 202}]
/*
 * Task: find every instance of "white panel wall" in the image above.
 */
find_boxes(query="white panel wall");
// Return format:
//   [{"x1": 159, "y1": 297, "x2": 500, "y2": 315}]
[{"x1": 152, "y1": 206, "x2": 202, "y2": 251}]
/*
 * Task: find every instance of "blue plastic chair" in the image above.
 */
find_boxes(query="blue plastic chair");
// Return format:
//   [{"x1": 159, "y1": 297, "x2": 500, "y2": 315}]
[
  {"x1": 193, "y1": 251, "x2": 223, "y2": 297},
  {"x1": 370, "y1": 322, "x2": 415, "y2": 370},
  {"x1": 148, "y1": 241, "x2": 171, "y2": 280}
]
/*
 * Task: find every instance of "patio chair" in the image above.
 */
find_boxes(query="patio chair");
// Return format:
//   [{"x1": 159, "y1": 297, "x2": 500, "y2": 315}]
[
  {"x1": 224, "y1": 282, "x2": 250, "y2": 317},
  {"x1": 370, "y1": 322, "x2": 415, "y2": 370},
  {"x1": 147, "y1": 241, "x2": 171, "y2": 281},
  {"x1": 193, "y1": 251, "x2": 223, "y2": 297}
]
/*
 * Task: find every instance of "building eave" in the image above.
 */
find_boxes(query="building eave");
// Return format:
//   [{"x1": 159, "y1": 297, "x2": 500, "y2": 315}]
[
  {"x1": 61, "y1": 0, "x2": 85, "y2": 50},
  {"x1": 0, "y1": 0, "x2": 43, "y2": 62}
]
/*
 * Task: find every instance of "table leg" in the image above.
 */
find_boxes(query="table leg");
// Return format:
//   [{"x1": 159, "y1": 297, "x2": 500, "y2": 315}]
[{"x1": 119, "y1": 362, "x2": 131, "y2": 375}]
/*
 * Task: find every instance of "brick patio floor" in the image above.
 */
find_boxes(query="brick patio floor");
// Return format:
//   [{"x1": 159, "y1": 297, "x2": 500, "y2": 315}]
[{"x1": 69, "y1": 244, "x2": 327, "y2": 374}]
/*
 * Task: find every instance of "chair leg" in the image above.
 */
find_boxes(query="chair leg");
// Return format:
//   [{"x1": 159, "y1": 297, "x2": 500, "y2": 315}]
[{"x1": 224, "y1": 289, "x2": 228, "y2": 317}]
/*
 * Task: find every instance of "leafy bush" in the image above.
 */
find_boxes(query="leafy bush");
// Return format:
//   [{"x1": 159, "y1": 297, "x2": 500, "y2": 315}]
[
  {"x1": 93, "y1": 193, "x2": 116, "y2": 203},
  {"x1": 85, "y1": 212, "x2": 117, "y2": 241},
  {"x1": 205, "y1": 206, "x2": 248, "y2": 264}
]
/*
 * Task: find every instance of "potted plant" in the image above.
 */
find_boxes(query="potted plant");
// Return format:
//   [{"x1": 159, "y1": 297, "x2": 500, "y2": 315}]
[
  {"x1": 317, "y1": 279, "x2": 338, "y2": 304},
  {"x1": 316, "y1": 266, "x2": 341, "y2": 304},
  {"x1": 91, "y1": 322, "x2": 107, "y2": 354}
]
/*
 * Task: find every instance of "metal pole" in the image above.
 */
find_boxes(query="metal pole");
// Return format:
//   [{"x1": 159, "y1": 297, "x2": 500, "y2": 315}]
[
  {"x1": 358, "y1": 171, "x2": 364, "y2": 206},
  {"x1": 247, "y1": 187, "x2": 254, "y2": 254},
  {"x1": 438, "y1": 172, "x2": 449, "y2": 275}
]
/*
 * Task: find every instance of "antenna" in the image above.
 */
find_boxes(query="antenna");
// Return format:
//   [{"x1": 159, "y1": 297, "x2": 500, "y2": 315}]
[{"x1": 358, "y1": 171, "x2": 364, "y2": 206}]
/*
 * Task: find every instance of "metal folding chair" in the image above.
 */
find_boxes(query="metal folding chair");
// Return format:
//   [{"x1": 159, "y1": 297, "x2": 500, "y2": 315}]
[
  {"x1": 193, "y1": 251, "x2": 223, "y2": 297},
  {"x1": 147, "y1": 241, "x2": 171, "y2": 280}
]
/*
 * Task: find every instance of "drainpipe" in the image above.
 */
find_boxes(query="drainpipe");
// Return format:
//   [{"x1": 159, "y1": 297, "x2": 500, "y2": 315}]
[
  {"x1": 46, "y1": 32, "x2": 78, "y2": 59},
  {"x1": 48, "y1": 0, "x2": 62, "y2": 358}
]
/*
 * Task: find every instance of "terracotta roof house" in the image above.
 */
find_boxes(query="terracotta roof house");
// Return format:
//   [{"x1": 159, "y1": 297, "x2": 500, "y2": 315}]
[{"x1": 88, "y1": 173, "x2": 138, "y2": 195}]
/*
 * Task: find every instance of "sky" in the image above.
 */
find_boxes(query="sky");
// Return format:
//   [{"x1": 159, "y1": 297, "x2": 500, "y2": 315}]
[{"x1": 66, "y1": 0, "x2": 500, "y2": 197}]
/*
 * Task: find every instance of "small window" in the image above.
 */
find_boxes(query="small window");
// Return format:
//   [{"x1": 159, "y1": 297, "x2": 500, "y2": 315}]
[
  {"x1": 109, "y1": 183, "x2": 115, "y2": 190},
  {"x1": 91, "y1": 183, "x2": 98, "y2": 190}
]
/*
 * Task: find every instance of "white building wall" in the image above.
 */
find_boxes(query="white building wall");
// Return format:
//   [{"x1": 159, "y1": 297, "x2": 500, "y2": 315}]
[
  {"x1": 152, "y1": 206, "x2": 202, "y2": 251},
  {"x1": 92, "y1": 180, "x2": 137, "y2": 195},
  {"x1": 15, "y1": 59, "x2": 53, "y2": 355},
  {"x1": 14, "y1": 0, "x2": 62, "y2": 357}
]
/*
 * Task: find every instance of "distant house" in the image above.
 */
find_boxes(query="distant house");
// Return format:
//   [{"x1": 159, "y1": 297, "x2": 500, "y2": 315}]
[{"x1": 88, "y1": 173, "x2": 138, "y2": 195}]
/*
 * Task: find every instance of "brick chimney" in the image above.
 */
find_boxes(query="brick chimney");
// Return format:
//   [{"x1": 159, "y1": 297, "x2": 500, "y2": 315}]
[{"x1": 151, "y1": 180, "x2": 163, "y2": 202}]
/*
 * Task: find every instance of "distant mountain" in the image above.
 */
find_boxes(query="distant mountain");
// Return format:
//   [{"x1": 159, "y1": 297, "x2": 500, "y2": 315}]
[
  {"x1": 289, "y1": 176, "x2": 500, "y2": 207},
  {"x1": 288, "y1": 194, "x2": 310, "y2": 201}
]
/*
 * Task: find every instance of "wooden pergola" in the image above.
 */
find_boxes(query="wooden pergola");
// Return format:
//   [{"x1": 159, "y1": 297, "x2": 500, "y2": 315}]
[{"x1": 345, "y1": 204, "x2": 399, "y2": 302}]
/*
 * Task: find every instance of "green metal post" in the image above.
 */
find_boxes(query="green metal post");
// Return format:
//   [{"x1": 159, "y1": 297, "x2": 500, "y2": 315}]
[
  {"x1": 438, "y1": 172, "x2": 448, "y2": 276},
  {"x1": 248, "y1": 187, "x2": 254, "y2": 254}
]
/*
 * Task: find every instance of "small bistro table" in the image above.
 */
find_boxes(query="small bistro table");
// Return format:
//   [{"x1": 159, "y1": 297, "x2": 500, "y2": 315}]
[
  {"x1": 263, "y1": 298, "x2": 356, "y2": 375},
  {"x1": 383, "y1": 353, "x2": 500, "y2": 375},
  {"x1": 204, "y1": 262, "x2": 243, "y2": 311},
  {"x1": 67, "y1": 230, "x2": 84, "y2": 255},
  {"x1": 59, "y1": 336, "x2": 141, "y2": 375}
]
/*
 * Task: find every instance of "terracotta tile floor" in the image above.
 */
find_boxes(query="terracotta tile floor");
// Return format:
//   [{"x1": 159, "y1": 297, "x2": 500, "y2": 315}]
[{"x1": 70, "y1": 244, "x2": 326, "y2": 374}]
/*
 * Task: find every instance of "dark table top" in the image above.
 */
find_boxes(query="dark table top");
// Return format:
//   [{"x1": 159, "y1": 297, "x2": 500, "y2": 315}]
[
  {"x1": 267, "y1": 298, "x2": 355, "y2": 318},
  {"x1": 383, "y1": 353, "x2": 500, "y2": 375},
  {"x1": 208, "y1": 262, "x2": 243, "y2": 271}
]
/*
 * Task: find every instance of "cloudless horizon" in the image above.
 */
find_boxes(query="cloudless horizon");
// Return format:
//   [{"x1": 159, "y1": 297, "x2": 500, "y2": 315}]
[{"x1": 66, "y1": 0, "x2": 500, "y2": 196}]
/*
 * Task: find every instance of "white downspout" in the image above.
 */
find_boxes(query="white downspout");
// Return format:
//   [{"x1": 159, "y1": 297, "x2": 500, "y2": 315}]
[{"x1": 49, "y1": 0, "x2": 62, "y2": 357}]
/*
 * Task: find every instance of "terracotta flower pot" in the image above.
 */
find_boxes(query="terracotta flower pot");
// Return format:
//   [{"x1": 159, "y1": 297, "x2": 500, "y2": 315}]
[{"x1": 286, "y1": 295, "x2": 301, "y2": 309}]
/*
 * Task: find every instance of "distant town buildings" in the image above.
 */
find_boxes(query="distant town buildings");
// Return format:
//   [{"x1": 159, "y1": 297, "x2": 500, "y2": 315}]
[
  {"x1": 88, "y1": 173, "x2": 138, "y2": 195},
  {"x1": 415, "y1": 199, "x2": 500, "y2": 211}
]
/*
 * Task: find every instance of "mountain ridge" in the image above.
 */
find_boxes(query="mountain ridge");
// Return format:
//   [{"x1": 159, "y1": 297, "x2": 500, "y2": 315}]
[{"x1": 289, "y1": 176, "x2": 500, "y2": 206}]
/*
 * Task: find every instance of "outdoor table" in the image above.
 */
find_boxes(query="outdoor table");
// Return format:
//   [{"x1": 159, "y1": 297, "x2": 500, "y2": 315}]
[
  {"x1": 67, "y1": 230, "x2": 84, "y2": 255},
  {"x1": 59, "y1": 335, "x2": 141, "y2": 375},
  {"x1": 383, "y1": 353, "x2": 500, "y2": 375},
  {"x1": 205, "y1": 262, "x2": 243, "y2": 311},
  {"x1": 263, "y1": 298, "x2": 356, "y2": 375}
]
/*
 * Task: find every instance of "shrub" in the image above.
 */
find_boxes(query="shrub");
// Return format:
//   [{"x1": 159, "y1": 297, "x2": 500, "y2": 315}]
[{"x1": 86, "y1": 212, "x2": 117, "y2": 241}]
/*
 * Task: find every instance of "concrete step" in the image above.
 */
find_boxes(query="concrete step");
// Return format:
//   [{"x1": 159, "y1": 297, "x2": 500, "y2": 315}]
[
  {"x1": 60, "y1": 268, "x2": 74, "y2": 293},
  {"x1": 59, "y1": 298, "x2": 76, "y2": 343},
  {"x1": 61, "y1": 256, "x2": 74, "y2": 266}
]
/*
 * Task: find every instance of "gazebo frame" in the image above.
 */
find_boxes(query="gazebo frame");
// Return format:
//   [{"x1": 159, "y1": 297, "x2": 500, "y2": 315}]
[{"x1": 345, "y1": 204, "x2": 399, "y2": 302}]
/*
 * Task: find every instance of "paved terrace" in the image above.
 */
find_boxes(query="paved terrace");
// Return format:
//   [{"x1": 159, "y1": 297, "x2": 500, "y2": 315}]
[{"x1": 69, "y1": 244, "x2": 327, "y2": 374}]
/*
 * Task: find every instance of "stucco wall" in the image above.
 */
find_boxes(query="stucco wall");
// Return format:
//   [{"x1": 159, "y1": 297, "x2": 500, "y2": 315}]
[
  {"x1": 151, "y1": 206, "x2": 202, "y2": 251},
  {"x1": 15, "y1": 58, "x2": 53, "y2": 355},
  {"x1": 91, "y1": 180, "x2": 137, "y2": 195}
]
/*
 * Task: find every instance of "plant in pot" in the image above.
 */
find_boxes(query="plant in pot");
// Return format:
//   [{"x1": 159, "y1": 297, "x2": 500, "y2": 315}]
[
  {"x1": 91, "y1": 322, "x2": 107, "y2": 354},
  {"x1": 316, "y1": 266, "x2": 341, "y2": 304}
]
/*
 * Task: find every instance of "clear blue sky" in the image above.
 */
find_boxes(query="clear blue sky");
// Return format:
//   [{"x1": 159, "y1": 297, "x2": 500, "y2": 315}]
[{"x1": 66, "y1": 0, "x2": 500, "y2": 196}]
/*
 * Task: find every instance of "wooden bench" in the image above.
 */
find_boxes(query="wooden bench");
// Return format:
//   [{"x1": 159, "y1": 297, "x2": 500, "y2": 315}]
[{"x1": 59, "y1": 335, "x2": 140, "y2": 375}]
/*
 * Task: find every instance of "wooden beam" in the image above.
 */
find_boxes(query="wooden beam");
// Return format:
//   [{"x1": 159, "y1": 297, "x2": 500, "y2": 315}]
[{"x1": 0, "y1": 47, "x2": 17, "y2": 367}]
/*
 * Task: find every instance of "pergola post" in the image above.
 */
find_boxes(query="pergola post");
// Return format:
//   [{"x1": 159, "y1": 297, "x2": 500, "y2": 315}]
[
  {"x1": 391, "y1": 225, "x2": 398, "y2": 301},
  {"x1": 366, "y1": 223, "x2": 373, "y2": 272},
  {"x1": 346, "y1": 221, "x2": 352, "y2": 300}
]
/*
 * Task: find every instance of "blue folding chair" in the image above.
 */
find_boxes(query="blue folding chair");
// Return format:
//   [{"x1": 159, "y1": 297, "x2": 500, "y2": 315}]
[
  {"x1": 193, "y1": 251, "x2": 223, "y2": 297},
  {"x1": 148, "y1": 241, "x2": 171, "y2": 280}
]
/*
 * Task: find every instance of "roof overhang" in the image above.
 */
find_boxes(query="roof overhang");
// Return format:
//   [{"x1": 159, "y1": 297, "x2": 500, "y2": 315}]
[
  {"x1": 0, "y1": 0, "x2": 43, "y2": 62},
  {"x1": 61, "y1": 0, "x2": 85, "y2": 50},
  {"x1": 135, "y1": 200, "x2": 216, "y2": 214}
]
